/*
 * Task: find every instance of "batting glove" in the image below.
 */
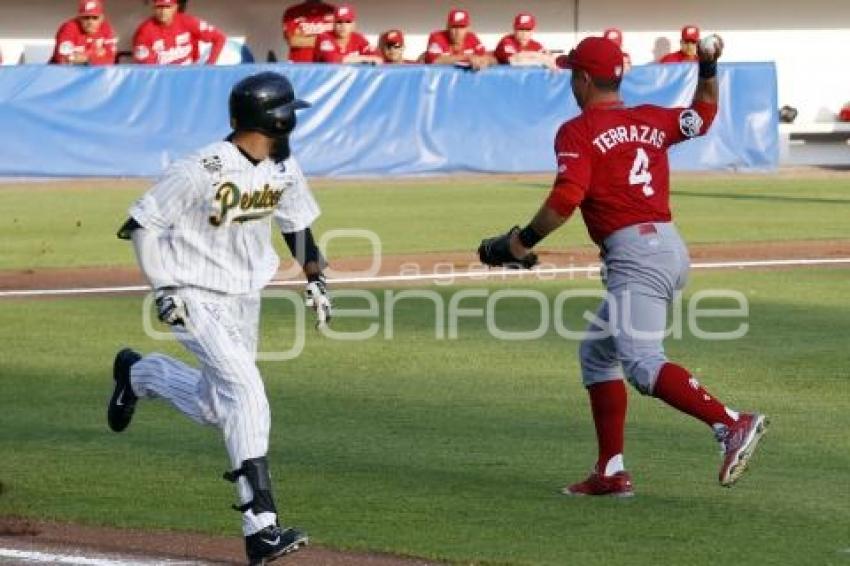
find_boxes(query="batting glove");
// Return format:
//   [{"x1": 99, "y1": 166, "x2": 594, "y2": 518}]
[
  {"x1": 154, "y1": 288, "x2": 188, "y2": 327},
  {"x1": 305, "y1": 275, "x2": 332, "y2": 328}
]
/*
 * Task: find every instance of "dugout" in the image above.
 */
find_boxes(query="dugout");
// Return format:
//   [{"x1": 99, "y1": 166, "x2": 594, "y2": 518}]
[{"x1": 0, "y1": 0, "x2": 848, "y2": 167}]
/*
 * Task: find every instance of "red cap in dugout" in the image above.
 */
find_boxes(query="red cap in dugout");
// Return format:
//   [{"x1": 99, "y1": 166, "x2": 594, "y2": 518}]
[
  {"x1": 382, "y1": 29, "x2": 404, "y2": 47},
  {"x1": 78, "y1": 0, "x2": 104, "y2": 16},
  {"x1": 603, "y1": 28, "x2": 623, "y2": 48},
  {"x1": 154, "y1": 0, "x2": 177, "y2": 7},
  {"x1": 558, "y1": 36, "x2": 625, "y2": 81},
  {"x1": 514, "y1": 12, "x2": 536, "y2": 31},
  {"x1": 681, "y1": 25, "x2": 700, "y2": 42},
  {"x1": 447, "y1": 8, "x2": 470, "y2": 28},
  {"x1": 334, "y1": 4, "x2": 357, "y2": 22}
]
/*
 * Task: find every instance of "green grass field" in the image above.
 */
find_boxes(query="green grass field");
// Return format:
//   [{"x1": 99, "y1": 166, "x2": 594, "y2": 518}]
[
  {"x1": 1, "y1": 177, "x2": 849, "y2": 565},
  {"x1": 1, "y1": 271, "x2": 848, "y2": 565},
  {"x1": 1, "y1": 175, "x2": 849, "y2": 269}
]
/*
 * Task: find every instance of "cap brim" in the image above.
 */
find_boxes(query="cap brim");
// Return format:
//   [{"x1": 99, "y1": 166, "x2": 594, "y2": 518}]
[{"x1": 555, "y1": 53, "x2": 575, "y2": 70}]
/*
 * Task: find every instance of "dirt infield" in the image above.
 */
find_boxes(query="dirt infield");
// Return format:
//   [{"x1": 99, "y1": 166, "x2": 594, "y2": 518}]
[
  {"x1": 0, "y1": 517, "x2": 439, "y2": 565},
  {"x1": 2, "y1": 239, "x2": 850, "y2": 292}
]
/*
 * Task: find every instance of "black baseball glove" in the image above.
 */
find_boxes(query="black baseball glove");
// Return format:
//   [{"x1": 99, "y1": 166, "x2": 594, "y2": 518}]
[{"x1": 478, "y1": 226, "x2": 539, "y2": 269}]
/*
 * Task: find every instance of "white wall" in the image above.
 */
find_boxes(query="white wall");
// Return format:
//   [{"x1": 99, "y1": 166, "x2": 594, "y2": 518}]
[{"x1": 1, "y1": 0, "x2": 849, "y2": 123}]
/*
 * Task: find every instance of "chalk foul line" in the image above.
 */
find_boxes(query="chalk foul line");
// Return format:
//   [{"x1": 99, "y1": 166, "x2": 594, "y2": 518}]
[{"x1": 1, "y1": 257, "x2": 849, "y2": 298}]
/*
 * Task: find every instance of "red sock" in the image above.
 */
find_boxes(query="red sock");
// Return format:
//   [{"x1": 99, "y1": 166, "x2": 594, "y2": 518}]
[
  {"x1": 588, "y1": 380, "x2": 627, "y2": 475},
  {"x1": 653, "y1": 363, "x2": 737, "y2": 428}
]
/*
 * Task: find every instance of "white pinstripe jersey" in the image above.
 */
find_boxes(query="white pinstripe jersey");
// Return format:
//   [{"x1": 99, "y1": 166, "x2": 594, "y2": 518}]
[{"x1": 130, "y1": 141, "x2": 320, "y2": 294}]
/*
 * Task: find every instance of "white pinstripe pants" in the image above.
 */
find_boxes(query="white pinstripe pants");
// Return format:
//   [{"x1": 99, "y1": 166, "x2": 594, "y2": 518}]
[{"x1": 130, "y1": 287, "x2": 275, "y2": 535}]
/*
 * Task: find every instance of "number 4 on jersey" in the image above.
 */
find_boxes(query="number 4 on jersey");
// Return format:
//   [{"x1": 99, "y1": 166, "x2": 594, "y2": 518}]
[{"x1": 629, "y1": 148, "x2": 654, "y2": 197}]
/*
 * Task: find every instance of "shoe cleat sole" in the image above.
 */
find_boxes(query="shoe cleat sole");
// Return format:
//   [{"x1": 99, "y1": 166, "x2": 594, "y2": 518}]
[{"x1": 721, "y1": 414, "x2": 769, "y2": 487}]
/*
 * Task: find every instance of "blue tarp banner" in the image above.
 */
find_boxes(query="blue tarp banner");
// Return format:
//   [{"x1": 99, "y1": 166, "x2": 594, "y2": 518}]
[{"x1": 0, "y1": 62, "x2": 777, "y2": 177}]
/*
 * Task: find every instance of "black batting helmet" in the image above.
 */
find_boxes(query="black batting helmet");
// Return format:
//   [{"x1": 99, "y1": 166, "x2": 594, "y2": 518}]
[{"x1": 229, "y1": 72, "x2": 311, "y2": 137}]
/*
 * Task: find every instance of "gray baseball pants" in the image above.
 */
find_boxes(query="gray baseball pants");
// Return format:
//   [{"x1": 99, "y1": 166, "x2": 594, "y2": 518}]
[{"x1": 579, "y1": 222, "x2": 690, "y2": 394}]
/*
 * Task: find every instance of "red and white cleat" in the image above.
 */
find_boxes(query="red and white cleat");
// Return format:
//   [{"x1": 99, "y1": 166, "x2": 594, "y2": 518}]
[
  {"x1": 562, "y1": 471, "x2": 635, "y2": 497},
  {"x1": 717, "y1": 412, "x2": 769, "y2": 487}
]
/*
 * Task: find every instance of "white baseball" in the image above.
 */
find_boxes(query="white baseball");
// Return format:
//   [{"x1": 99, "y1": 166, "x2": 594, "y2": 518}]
[{"x1": 699, "y1": 34, "x2": 722, "y2": 58}]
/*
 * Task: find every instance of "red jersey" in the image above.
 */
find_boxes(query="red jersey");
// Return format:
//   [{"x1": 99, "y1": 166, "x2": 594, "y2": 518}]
[
  {"x1": 51, "y1": 18, "x2": 117, "y2": 65},
  {"x1": 423, "y1": 30, "x2": 486, "y2": 64},
  {"x1": 314, "y1": 31, "x2": 374, "y2": 63},
  {"x1": 133, "y1": 13, "x2": 225, "y2": 65},
  {"x1": 494, "y1": 34, "x2": 544, "y2": 64},
  {"x1": 547, "y1": 101, "x2": 716, "y2": 244},
  {"x1": 659, "y1": 51, "x2": 698, "y2": 64},
  {"x1": 283, "y1": 1, "x2": 336, "y2": 62}
]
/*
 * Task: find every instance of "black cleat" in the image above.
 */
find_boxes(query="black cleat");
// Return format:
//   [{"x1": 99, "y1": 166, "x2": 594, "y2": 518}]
[
  {"x1": 108, "y1": 348, "x2": 141, "y2": 432},
  {"x1": 246, "y1": 525, "x2": 308, "y2": 565}
]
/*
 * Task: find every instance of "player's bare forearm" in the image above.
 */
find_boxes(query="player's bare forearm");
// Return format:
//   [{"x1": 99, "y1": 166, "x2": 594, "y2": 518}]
[
  {"x1": 470, "y1": 54, "x2": 496, "y2": 71},
  {"x1": 343, "y1": 54, "x2": 383, "y2": 65},
  {"x1": 693, "y1": 34, "x2": 723, "y2": 107},
  {"x1": 509, "y1": 204, "x2": 569, "y2": 258},
  {"x1": 433, "y1": 54, "x2": 466, "y2": 65},
  {"x1": 282, "y1": 227, "x2": 326, "y2": 281},
  {"x1": 287, "y1": 33, "x2": 316, "y2": 48},
  {"x1": 693, "y1": 76, "x2": 718, "y2": 106},
  {"x1": 302, "y1": 260, "x2": 324, "y2": 279}
]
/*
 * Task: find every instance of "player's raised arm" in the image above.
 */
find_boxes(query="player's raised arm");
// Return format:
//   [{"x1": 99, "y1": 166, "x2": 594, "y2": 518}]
[{"x1": 688, "y1": 34, "x2": 724, "y2": 132}]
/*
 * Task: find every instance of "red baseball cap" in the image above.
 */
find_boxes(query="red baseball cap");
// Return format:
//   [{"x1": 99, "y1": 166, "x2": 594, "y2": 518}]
[
  {"x1": 603, "y1": 28, "x2": 623, "y2": 48},
  {"x1": 681, "y1": 25, "x2": 700, "y2": 42},
  {"x1": 447, "y1": 8, "x2": 470, "y2": 28},
  {"x1": 382, "y1": 29, "x2": 405, "y2": 47},
  {"x1": 78, "y1": 0, "x2": 104, "y2": 16},
  {"x1": 335, "y1": 4, "x2": 356, "y2": 22},
  {"x1": 154, "y1": 0, "x2": 177, "y2": 7},
  {"x1": 514, "y1": 12, "x2": 536, "y2": 31},
  {"x1": 557, "y1": 36, "x2": 625, "y2": 81}
]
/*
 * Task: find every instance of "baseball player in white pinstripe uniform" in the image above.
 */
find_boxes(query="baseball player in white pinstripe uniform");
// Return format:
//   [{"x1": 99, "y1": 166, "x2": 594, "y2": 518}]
[{"x1": 109, "y1": 72, "x2": 330, "y2": 565}]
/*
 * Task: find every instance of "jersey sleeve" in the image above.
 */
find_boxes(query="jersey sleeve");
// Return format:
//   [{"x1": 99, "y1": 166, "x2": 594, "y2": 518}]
[
  {"x1": 132, "y1": 24, "x2": 158, "y2": 64},
  {"x1": 282, "y1": 7, "x2": 299, "y2": 41},
  {"x1": 469, "y1": 32, "x2": 486, "y2": 56},
  {"x1": 52, "y1": 21, "x2": 78, "y2": 64},
  {"x1": 129, "y1": 162, "x2": 204, "y2": 230},
  {"x1": 186, "y1": 15, "x2": 226, "y2": 64},
  {"x1": 651, "y1": 103, "x2": 718, "y2": 147},
  {"x1": 423, "y1": 32, "x2": 445, "y2": 64},
  {"x1": 356, "y1": 34, "x2": 376, "y2": 56},
  {"x1": 494, "y1": 36, "x2": 515, "y2": 64},
  {"x1": 274, "y1": 159, "x2": 321, "y2": 233},
  {"x1": 547, "y1": 121, "x2": 592, "y2": 215}
]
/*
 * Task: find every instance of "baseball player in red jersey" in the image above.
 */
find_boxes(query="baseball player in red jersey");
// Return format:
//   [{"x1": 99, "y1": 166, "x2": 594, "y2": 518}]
[
  {"x1": 660, "y1": 25, "x2": 701, "y2": 63},
  {"x1": 494, "y1": 12, "x2": 556, "y2": 69},
  {"x1": 424, "y1": 8, "x2": 494, "y2": 71},
  {"x1": 313, "y1": 4, "x2": 382, "y2": 64},
  {"x1": 479, "y1": 36, "x2": 768, "y2": 495},
  {"x1": 51, "y1": 0, "x2": 117, "y2": 66},
  {"x1": 283, "y1": 0, "x2": 336, "y2": 63},
  {"x1": 378, "y1": 29, "x2": 414, "y2": 64},
  {"x1": 133, "y1": 0, "x2": 225, "y2": 65}
]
